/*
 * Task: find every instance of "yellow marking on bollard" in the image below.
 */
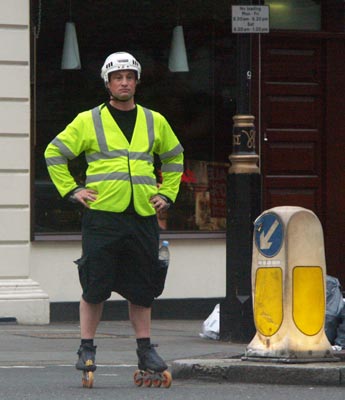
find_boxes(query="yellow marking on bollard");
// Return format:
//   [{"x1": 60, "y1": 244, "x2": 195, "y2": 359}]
[
  {"x1": 254, "y1": 267, "x2": 283, "y2": 337},
  {"x1": 293, "y1": 266, "x2": 325, "y2": 336}
]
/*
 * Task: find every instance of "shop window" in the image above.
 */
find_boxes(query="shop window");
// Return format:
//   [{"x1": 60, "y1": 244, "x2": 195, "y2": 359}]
[
  {"x1": 32, "y1": 1, "x2": 236, "y2": 236},
  {"x1": 265, "y1": 0, "x2": 321, "y2": 30}
]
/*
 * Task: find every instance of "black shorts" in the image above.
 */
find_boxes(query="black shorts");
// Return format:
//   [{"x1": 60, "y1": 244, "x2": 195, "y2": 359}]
[{"x1": 75, "y1": 209, "x2": 159, "y2": 307}]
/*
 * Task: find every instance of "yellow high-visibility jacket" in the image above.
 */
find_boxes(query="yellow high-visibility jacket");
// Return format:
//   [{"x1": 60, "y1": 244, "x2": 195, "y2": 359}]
[{"x1": 44, "y1": 104, "x2": 184, "y2": 216}]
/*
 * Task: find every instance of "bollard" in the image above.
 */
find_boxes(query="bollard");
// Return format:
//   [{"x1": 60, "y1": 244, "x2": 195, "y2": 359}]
[{"x1": 244, "y1": 206, "x2": 334, "y2": 362}]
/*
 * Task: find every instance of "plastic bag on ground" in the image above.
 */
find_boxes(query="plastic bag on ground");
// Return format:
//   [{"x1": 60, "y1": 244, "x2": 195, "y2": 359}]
[
  {"x1": 325, "y1": 275, "x2": 345, "y2": 346},
  {"x1": 199, "y1": 304, "x2": 220, "y2": 340},
  {"x1": 326, "y1": 275, "x2": 344, "y2": 317}
]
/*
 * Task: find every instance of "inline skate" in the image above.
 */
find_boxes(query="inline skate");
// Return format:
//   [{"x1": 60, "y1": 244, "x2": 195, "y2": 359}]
[
  {"x1": 76, "y1": 343, "x2": 97, "y2": 388},
  {"x1": 133, "y1": 344, "x2": 172, "y2": 388}
]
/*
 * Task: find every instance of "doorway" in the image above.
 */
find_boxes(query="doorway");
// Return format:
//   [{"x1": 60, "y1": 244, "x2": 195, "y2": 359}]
[{"x1": 257, "y1": 32, "x2": 345, "y2": 283}]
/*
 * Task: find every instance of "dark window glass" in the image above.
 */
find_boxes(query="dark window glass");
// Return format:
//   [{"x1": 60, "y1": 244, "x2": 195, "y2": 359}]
[{"x1": 32, "y1": 1, "x2": 237, "y2": 235}]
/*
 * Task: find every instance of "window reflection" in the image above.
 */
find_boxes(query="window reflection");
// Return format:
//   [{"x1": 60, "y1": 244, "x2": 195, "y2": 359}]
[{"x1": 265, "y1": 0, "x2": 321, "y2": 30}]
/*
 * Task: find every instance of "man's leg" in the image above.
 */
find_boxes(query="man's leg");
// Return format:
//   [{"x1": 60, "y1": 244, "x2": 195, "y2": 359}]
[
  {"x1": 129, "y1": 302, "x2": 168, "y2": 373},
  {"x1": 128, "y1": 302, "x2": 151, "y2": 338},
  {"x1": 80, "y1": 297, "x2": 104, "y2": 338},
  {"x1": 76, "y1": 298, "x2": 103, "y2": 372}
]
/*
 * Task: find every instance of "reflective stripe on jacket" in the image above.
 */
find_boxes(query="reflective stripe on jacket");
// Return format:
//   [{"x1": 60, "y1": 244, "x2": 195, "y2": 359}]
[{"x1": 44, "y1": 104, "x2": 184, "y2": 216}]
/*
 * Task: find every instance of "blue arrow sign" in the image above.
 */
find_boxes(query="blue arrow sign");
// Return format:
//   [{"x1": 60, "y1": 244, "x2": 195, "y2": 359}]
[{"x1": 254, "y1": 213, "x2": 284, "y2": 258}]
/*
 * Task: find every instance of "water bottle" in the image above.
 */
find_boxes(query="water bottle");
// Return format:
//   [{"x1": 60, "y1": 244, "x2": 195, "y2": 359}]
[
  {"x1": 154, "y1": 240, "x2": 170, "y2": 297},
  {"x1": 158, "y1": 240, "x2": 170, "y2": 269}
]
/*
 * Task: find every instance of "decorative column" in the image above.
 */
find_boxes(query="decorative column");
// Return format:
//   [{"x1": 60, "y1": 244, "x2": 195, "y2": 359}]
[{"x1": 0, "y1": 1, "x2": 49, "y2": 324}]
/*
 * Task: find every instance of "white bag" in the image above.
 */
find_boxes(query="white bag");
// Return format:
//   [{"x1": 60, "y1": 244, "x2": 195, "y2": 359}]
[{"x1": 199, "y1": 304, "x2": 220, "y2": 340}]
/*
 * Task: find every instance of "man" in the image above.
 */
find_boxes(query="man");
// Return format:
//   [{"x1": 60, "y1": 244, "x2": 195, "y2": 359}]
[{"x1": 44, "y1": 52, "x2": 184, "y2": 376}]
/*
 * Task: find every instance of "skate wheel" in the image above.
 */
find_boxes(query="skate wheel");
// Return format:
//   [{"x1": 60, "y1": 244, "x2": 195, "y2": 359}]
[
  {"x1": 161, "y1": 370, "x2": 172, "y2": 388},
  {"x1": 133, "y1": 370, "x2": 143, "y2": 387},
  {"x1": 143, "y1": 372, "x2": 152, "y2": 387},
  {"x1": 82, "y1": 371, "x2": 94, "y2": 388},
  {"x1": 152, "y1": 377, "x2": 162, "y2": 388}
]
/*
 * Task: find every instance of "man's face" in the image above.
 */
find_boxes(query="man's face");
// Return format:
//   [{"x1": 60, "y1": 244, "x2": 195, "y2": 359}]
[{"x1": 107, "y1": 70, "x2": 137, "y2": 102}]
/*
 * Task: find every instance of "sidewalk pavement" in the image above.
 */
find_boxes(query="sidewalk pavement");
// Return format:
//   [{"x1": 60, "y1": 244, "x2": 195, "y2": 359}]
[{"x1": 0, "y1": 319, "x2": 344, "y2": 386}]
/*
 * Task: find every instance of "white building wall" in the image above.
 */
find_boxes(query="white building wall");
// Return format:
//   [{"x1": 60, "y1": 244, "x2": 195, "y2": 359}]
[
  {"x1": 0, "y1": 0, "x2": 49, "y2": 324},
  {"x1": 30, "y1": 239, "x2": 226, "y2": 303}
]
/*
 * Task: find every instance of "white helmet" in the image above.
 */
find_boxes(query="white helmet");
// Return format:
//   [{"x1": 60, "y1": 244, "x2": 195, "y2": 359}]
[{"x1": 101, "y1": 52, "x2": 141, "y2": 84}]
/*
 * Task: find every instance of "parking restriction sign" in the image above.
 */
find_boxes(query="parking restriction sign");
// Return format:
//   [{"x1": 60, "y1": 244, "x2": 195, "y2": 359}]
[{"x1": 232, "y1": 5, "x2": 269, "y2": 33}]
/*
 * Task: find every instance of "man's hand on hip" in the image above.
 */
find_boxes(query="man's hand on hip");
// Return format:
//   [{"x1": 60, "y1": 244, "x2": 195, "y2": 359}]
[
  {"x1": 71, "y1": 188, "x2": 98, "y2": 208},
  {"x1": 150, "y1": 195, "x2": 170, "y2": 212}
]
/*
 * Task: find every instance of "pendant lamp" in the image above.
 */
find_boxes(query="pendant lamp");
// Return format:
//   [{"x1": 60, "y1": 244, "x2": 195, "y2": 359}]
[
  {"x1": 61, "y1": 1, "x2": 81, "y2": 70},
  {"x1": 168, "y1": 25, "x2": 189, "y2": 72}
]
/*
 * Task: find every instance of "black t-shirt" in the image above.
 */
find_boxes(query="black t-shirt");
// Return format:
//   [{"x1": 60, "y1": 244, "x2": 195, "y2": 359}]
[
  {"x1": 106, "y1": 102, "x2": 137, "y2": 143},
  {"x1": 106, "y1": 102, "x2": 138, "y2": 213}
]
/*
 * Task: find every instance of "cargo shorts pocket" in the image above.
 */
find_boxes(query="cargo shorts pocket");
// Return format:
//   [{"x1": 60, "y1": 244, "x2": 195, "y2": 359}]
[
  {"x1": 152, "y1": 259, "x2": 169, "y2": 298},
  {"x1": 74, "y1": 255, "x2": 88, "y2": 291}
]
